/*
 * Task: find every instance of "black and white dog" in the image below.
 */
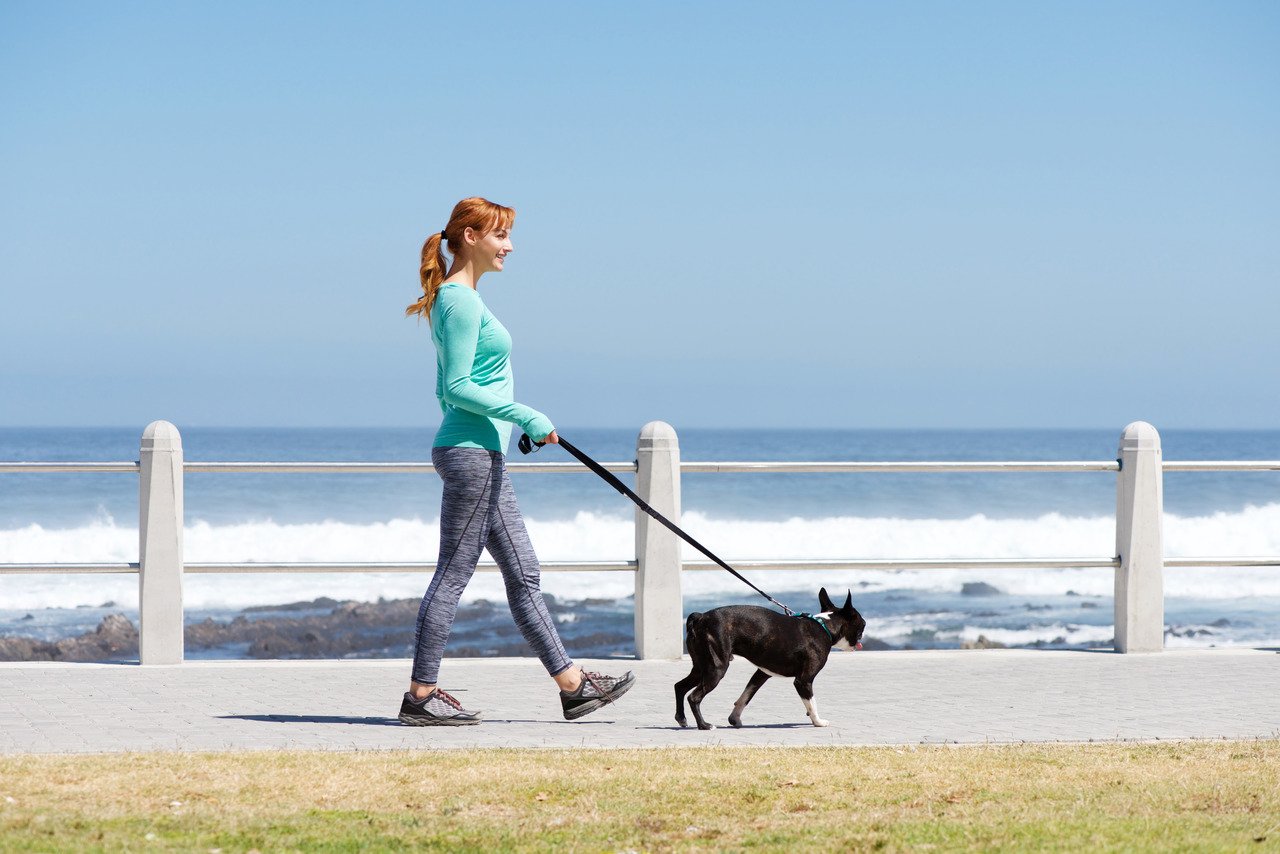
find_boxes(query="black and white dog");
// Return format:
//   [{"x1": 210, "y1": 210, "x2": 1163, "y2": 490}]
[{"x1": 675, "y1": 588, "x2": 865, "y2": 730}]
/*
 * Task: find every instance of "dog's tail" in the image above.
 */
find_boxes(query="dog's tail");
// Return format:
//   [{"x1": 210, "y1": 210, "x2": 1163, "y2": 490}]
[{"x1": 685, "y1": 611, "x2": 705, "y2": 637}]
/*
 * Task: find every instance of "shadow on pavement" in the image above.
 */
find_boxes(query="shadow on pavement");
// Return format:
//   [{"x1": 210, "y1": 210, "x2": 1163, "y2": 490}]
[{"x1": 219, "y1": 714, "x2": 402, "y2": 727}]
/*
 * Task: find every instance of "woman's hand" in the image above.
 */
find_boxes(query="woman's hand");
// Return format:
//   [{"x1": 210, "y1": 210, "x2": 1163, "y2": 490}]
[{"x1": 542, "y1": 430, "x2": 560, "y2": 445}]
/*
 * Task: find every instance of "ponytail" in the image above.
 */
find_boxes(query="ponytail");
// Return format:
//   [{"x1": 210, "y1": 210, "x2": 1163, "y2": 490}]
[
  {"x1": 405, "y1": 197, "x2": 515, "y2": 322},
  {"x1": 406, "y1": 231, "x2": 449, "y2": 321}
]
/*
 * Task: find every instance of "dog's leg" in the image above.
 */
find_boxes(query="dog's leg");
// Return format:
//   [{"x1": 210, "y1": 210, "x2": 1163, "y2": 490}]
[
  {"x1": 802, "y1": 696, "x2": 828, "y2": 727},
  {"x1": 688, "y1": 675, "x2": 723, "y2": 730},
  {"x1": 728, "y1": 668, "x2": 771, "y2": 728},
  {"x1": 683, "y1": 623, "x2": 734, "y2": 731},
  {"x1": 793, "y1": 677, "x2": 828, "y2": 727},
  {"x1": 678, "y1": 621, "x2": 717, "y2": 728},
  {"x1": 688, "y1": 660, "x2": 730, "y2": 731},
  {"x1": 674, "y1": 668, "x2": 701, "y2": 728}
]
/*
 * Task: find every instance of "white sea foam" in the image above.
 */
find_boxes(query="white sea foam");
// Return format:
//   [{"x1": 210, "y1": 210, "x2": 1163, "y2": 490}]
[
  {"x1": 954, "y1": 623, "x2": 1117, "y2": 648},
  {"x1": 2, "y1": 505, "x2": 1280, "y2": 610}
]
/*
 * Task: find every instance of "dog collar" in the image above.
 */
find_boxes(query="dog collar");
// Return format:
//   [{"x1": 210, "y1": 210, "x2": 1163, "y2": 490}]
[{"x1": 797, "y1": 613, "x2": 833, "y2": 642}]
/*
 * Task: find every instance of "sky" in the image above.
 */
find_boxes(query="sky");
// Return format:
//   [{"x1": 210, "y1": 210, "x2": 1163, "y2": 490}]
[{"x1": 1, "y1": 1, "x2": 1277, "y2": 432}]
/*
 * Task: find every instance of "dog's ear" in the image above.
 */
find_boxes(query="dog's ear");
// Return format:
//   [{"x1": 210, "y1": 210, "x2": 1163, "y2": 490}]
[
  {"x1": 843, "y1": 591, "x2": 853, "y2": 612},
  {"x1": 818, "y1": 587, "x2": 835, "y2": 612}
]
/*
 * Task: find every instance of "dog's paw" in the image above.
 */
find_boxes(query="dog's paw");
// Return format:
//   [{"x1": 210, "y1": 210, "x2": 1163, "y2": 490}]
[
  {"x1": 697, "y1": 722, "x2": 716, "y2": 731},
  {"x1": 728, "y1": 716, "x2": 742, "y2": 728},
  {"x1": 812, "y1": 718, "x2": 830, "y2": 727},
  {"x1": 675, "y1": 717, "x2": 687, "y2": 728}
]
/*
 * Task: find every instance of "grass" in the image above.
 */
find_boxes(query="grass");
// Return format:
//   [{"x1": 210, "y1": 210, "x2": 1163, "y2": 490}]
[{"x1": 1, "y1": 741, "x2": 1278, "y2": 853}]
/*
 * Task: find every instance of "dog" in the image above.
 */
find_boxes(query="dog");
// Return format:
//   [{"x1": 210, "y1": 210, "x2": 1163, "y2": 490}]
[{"x1": 675, "y1": 588, "x2": 865, "y2": 730}]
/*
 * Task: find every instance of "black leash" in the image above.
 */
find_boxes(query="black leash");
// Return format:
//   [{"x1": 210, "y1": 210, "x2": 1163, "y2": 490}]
[{"x1": 520, "y1": 433, "x2": 797, "y2": 616}]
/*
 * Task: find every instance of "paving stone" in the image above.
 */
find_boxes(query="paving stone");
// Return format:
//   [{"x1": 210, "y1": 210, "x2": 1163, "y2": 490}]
[{"x1": 0, "y1": 650, "x2": 1278, "y2": 753}]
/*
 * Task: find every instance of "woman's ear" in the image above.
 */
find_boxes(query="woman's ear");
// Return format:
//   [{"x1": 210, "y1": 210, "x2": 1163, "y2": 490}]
[{"x1": 461, "y1": 226, "x2": 478, "y2": 246}]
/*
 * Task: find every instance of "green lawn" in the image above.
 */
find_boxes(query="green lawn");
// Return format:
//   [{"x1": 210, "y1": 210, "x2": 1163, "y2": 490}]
[{"x1": 2, "y1": 741, "x2": 1278, "y2": 852}]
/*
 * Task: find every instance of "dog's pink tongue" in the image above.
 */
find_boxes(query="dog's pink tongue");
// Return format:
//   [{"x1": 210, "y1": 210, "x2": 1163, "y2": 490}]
[{"x1": 855, "y1": 642, "x2": 862, "y2": 650}]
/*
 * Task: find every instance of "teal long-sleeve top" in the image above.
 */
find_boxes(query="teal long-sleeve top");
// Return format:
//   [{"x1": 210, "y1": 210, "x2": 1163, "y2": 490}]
[{"x1": 430, "y1": 282, "x2": 554, "y2": 452}]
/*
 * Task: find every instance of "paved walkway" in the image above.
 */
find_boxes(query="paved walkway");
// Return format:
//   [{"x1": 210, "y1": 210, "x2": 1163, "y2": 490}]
[{"x1": 2, "y1": 649, "x2": 1278, "y2": 754}]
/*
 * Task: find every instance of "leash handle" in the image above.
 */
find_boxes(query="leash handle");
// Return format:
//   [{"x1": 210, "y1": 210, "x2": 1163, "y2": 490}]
[
  {"x1": 520, "y1": 433, "x2": 795, "y2": 616},
  {"x1": 517, "y1": 433, "x2": 545, "y2": 455}
]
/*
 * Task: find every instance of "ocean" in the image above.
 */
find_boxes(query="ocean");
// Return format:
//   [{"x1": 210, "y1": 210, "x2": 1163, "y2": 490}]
[{"x1": 2, "y1": 426, "x2": 1279, "y2": 658}]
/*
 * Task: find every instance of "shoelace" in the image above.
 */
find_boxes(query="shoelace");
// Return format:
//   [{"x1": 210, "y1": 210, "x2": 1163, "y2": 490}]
[
  {"x1": 431, "y1": 689, "x2": 465, "y2": 710},
  {"x1": 580, "y1": 671, "x2": 616, "y2": 702}
]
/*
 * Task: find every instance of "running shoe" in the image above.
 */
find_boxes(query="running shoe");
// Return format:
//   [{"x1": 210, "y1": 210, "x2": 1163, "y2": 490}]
[
  {"x1": 398, "y1": 689, "x2": 482, "y2": 726},
  {"x1": 560, "y1": 670, "x2": 637, "y2": 720}
]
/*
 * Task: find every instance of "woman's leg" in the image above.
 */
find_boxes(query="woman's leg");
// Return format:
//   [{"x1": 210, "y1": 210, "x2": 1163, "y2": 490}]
[
  {"x1": 485, "y1": 462, "x2": 576, "y2": 679},
  {"x1": 410, "y1": 447, "x2": 499, "y2": 688}
]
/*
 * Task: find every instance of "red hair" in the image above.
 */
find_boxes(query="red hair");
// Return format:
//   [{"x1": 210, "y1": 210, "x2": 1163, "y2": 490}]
[{"x1": 405, "y1": 197, "x2": 517, "y2": 321}]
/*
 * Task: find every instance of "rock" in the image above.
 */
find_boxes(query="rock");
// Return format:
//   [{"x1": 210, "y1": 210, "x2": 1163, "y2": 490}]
[
  {"x1": 99, "y1": 613, "x2": 138, "y2": 640},
  {"x1": 248, "y1": 635, "x2": 301, "y2": 658},
  {"x1": 242, "y1": 597, "x2": 343, "y2": 614},
  {"x1": 960, "y1": 635, "x2": 1006, "y2": 650},
  {"x1": 0, "y1": 637, "x2": 54, "y2": 661},
  {"x1": 0, "y1": 613, "x2": 142, "y2": 662},
  {"x1": 961, "y1": 582, "x2": 1002, "y2": 597}
]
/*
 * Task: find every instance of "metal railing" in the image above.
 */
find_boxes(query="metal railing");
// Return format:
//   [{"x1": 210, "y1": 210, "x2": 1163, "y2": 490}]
[{"x1": 3, "y1": 420, "x2": 1278, "y2": 662}]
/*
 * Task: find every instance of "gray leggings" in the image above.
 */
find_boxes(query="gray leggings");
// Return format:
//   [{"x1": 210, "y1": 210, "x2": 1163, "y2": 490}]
[{"x1": 411, "y1": 446, "x2": 574, "y2": 685}]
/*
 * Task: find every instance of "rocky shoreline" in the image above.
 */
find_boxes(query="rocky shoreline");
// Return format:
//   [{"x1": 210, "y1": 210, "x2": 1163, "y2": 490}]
[
  {"x1": 0, "y1": 613, "x2": 142, "y2": 662},
  {"x1": 5, "y1": 593, "x2": 1101, "y2": 662},
  {"x1": 0, "y1": 595, "x2": 638, "y2": 662}
]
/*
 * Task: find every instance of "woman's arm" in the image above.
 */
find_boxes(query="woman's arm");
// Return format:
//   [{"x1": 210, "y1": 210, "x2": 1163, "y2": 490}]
[{"x1": 436, "y1": 292, "x2": 555, "y2": 441}]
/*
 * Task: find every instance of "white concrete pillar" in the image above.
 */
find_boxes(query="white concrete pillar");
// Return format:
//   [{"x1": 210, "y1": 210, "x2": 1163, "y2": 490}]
[
  {"x1": 139, "y1": 420, "x2": 184, "y2": 664},
  {"x1": 634, "y1": 421, "x2": 683, "y2": 659},
  {"x1": 1115, "y1": 421, "x2": 1164, "y2": 653}
]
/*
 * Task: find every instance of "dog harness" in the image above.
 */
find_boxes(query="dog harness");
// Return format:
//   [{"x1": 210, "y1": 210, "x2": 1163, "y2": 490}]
[{"x1": 798, "y1": 613, "x2": 834, "y2": 642}]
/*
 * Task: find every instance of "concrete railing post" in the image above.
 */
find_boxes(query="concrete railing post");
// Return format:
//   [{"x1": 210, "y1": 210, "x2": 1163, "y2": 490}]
[
  {"x1": 139, "y1": 421, "x2": 184, "y2": 664},
  {"x1": 1114, "y1": 421, "x2": 1164, "y2": 653},
  {"x1": 634, "y1": 421, "x2": 683, "y2": 659}
]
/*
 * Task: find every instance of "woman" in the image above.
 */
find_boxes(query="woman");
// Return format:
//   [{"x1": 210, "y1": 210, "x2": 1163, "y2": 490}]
[{"x1": 399, "y1": 197, "x2": 635, "y2": 726}]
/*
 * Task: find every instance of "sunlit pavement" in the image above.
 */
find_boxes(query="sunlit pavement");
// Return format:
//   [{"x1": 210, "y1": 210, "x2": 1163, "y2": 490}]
[{"x1": 2, "y1": 649, "x2": 1278, "y2": 754}]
